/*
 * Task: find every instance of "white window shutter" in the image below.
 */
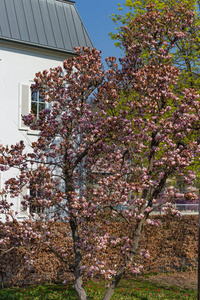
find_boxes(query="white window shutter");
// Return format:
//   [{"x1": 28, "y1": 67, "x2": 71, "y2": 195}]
[{"x1": 19, "y1": 83, "x2": 31, "y2": 130}]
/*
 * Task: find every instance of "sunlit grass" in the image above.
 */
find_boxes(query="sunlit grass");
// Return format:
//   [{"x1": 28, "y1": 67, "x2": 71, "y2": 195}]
[{"x1": 0, "y1": 279, "x2": 197, "y2": 299}]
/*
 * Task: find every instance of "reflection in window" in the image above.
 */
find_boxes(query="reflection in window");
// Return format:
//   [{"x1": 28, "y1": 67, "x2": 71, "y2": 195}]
[{"x1": 31, "y1": 91, "x2": 45, "y2": 118}]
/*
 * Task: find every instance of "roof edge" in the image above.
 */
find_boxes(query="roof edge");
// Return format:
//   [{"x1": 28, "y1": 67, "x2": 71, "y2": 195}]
[
  {"x1": 56, "y1": 0, "x2": 75, "y2": 3},
  {"x1": 0, "y1": 37, "x2": 78, "y2": 56}
]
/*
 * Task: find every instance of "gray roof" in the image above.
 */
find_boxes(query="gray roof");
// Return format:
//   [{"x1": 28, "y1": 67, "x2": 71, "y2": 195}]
[{"x1": 0, "y1": 0, "x2": 93, "y2": 54}]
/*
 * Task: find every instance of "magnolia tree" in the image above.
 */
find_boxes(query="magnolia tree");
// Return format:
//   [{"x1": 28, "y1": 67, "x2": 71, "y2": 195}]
[{"x1": 0, "y1": 4, "x2": 200, "y2": 300}]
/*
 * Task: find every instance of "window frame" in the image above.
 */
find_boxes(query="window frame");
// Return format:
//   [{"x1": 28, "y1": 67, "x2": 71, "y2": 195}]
[{"x1": 19, "y1": 82, "x2": 47, "y2": 132}]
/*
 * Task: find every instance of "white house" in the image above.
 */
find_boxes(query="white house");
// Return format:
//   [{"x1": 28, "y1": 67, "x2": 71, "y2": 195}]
[{"x1": 0, "y1": 0, "x2": 93, "y2": 221}]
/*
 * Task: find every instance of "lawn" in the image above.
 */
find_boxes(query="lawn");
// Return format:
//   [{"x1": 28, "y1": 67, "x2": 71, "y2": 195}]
[{"x1": 0, "y1": 278, "x2": 197, "y2": 300}]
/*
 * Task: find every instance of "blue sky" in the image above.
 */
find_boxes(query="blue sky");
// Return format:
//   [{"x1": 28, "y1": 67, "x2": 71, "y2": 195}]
[{"x1": 75, "y1": 0, "x2": 127, "y2": 67}]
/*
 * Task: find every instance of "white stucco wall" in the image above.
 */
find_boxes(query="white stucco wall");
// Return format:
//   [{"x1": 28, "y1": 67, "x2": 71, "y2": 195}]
[{"x1": 0, "y1": 42, "x2": 72, "y2": 221}]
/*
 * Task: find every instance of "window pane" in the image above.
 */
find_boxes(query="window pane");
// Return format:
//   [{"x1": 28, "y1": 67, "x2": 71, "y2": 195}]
[
  {"x1": 31, "y1": 91, "x2": 45, "y2": 118},
  {"x1": 39, "y1": 94, "x2": 45, "y2": 103},
  {"x1": 31, "y1": 102, "x2": 37, "y2": 115},
  {"x1": 31, "y1": 91, "x2": 38, "y2": 102},
  {"x1": 39, "y1": 103, "x2": 45, "y2": 112}
]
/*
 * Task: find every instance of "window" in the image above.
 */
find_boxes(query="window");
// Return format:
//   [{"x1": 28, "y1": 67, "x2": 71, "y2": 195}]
[
  {"x1": 19, "y1": 83, "x2": 46, "y2": 130},
  {"x1": 31, "y1": 90, "x2": 45, "y2": 119},
  {"x1": 29, "y1": 189, "x2": 44, "y2": 214}
]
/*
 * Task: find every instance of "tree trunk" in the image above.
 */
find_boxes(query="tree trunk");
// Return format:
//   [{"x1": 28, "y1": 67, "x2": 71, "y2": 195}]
[
  {"x1": 103, "y1": 216, "x2": 146, "y2": 300},
  {"x1": 64, "y1": 161, "x2": 88, "y2": 300},
  {"x1": 0, "y1": 272, "x2": 4, "y2": 289},
  {"x1": 70, "y1": 217, "x2": 88, "y2": 300}
]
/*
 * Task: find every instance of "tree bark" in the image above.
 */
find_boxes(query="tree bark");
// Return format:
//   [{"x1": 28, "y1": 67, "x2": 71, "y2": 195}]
[
  {"x1": 64, "y1": 158, "x2": 88, "y2": 300},
  {"x1": 70, "y1": 216, "x2": 88, "y2": 300}
]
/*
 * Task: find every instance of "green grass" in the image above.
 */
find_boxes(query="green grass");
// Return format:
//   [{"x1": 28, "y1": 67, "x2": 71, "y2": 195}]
[{"x1": 0, "y1": 279, "x2": 197, "y2": 300}]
